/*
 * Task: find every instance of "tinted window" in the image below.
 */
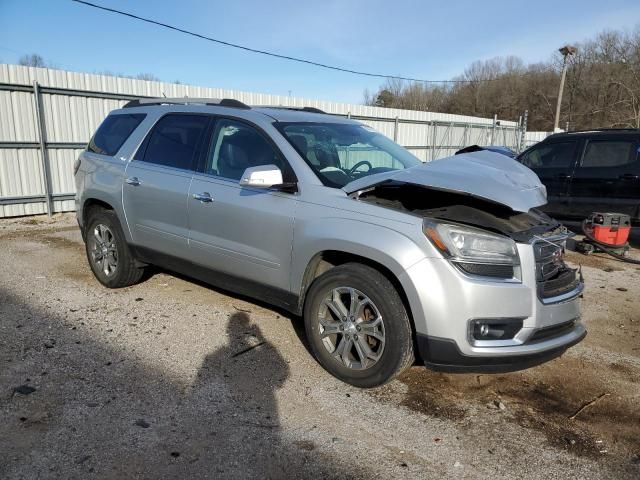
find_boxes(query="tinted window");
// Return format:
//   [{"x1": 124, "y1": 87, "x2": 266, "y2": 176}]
[
  {"x1": 141, "y1": 114, "x2": 209, "y2": 170},
  {"x1": 206, "y1": 120, "x2": 284, "y2": 181},
  {"x1": 88, "y1": 113, "x2": 145, "y2": 156},
  {"x1": 520, "y1": 142, "x2": 576, "y2": 169},
  {"x1": 581, "y1": 140, "x2": 636, "y2": 168}
]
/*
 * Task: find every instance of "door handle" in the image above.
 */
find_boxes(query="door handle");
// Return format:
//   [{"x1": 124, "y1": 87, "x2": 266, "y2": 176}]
[
  {"x1": 125, "y1": 176, "x2": 141, "y2": 186},
  {"x1": 557, "y1": 174, "x2": 571, "y2": 180},
  {"x1": 192, "y1": 192, "x2": 213, "y2": 203},
  {"x1": 619, "y1": 173, "x2": 639, "y2": 180}
]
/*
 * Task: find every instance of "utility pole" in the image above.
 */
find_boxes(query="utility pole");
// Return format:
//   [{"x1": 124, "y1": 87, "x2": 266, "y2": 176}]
[
  {"x1": 490, "y1": 114, "x2": 497, "y2": 145},
  {"x1": 554, "y1": 45, "x2": 577, "y2": 132},
  {"x1": 518, "y1": 110, "x2": 528, "y2": 153}
]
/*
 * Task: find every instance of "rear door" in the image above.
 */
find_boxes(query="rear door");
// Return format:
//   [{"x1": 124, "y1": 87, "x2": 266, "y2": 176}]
[
  {"x1": 122, "y1": 113, "x2": 210, "y2": 255},
  {"x1": 518, "y1": 139, "x2": 580, "y2": 217},
  {"x1": 568, "y1": 135, "x2": 640, "y2": 219},
  {"x1": 187, "y1": 117, "x2": 297, "y2": 292}
]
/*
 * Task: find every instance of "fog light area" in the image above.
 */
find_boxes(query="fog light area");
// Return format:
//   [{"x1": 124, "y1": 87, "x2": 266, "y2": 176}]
[{"x1": 471, "y1": 319, "x2": 523, "y2": 341}]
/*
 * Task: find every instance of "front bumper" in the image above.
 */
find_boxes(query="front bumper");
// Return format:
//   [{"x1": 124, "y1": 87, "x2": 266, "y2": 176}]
[
  {"x1": 416, "y1": 325, "x2": 586, "y2": 373},
  {"x1": 399, "y1": 242, "x2": 585, "y2": 373}
]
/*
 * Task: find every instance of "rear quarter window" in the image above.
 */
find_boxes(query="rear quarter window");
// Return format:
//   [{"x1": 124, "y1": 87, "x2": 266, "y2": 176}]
[{"x1": 87, "y1": 113, "x2": 146, "y2": 156}]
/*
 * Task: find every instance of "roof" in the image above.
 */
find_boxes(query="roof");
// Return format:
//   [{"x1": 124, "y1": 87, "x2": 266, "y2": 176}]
[
  {"x1": 118, "y1": 97, "x2": 355, "y2": 124},
  {"x1": 252, "y1": 107, "x2": 353, "y2": 123}
]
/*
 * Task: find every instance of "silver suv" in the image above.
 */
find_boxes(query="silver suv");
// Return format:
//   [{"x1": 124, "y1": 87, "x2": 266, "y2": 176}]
[{"x1": 74, "y1": 98, "x2": 586, "y2": 387}]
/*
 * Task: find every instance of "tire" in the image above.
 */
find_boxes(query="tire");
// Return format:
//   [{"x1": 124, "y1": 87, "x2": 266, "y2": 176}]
[
  {"x1": 303, "y1": 263, "x2": 414, "y2": 388},
  {"x1": 84, "y1": 208, "x2": 145, "y2": 288}
]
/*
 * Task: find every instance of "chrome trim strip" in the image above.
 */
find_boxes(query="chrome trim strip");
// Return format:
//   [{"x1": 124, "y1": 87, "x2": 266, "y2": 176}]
[
  {"x1": 451, "y1": 261, "x2": 522, "y2": 284},
  {"x1": 540, "y1": 282, "x2": 584, "y2": 305},
  {"x1": 466, "y1": 323, "x2": 586, "y2": 357}
]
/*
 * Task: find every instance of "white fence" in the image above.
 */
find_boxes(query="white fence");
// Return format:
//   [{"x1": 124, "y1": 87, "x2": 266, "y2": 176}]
[
  {"x1": 523, "y1": 131, "x2": 552, "y2": 149},
  {"x1": 0, "y1": 64, "x2": 526, "y2": 217}
]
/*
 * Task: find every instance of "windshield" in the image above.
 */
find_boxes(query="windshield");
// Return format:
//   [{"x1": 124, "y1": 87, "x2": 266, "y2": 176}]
[{"x1": 277, "y1": 122, "x2": 422, "y2": 188}]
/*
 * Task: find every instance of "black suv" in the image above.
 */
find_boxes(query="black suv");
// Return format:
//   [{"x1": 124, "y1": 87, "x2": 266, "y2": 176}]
[{"x1": 517, "y1": 129, "x2": 640, "y2": 224}]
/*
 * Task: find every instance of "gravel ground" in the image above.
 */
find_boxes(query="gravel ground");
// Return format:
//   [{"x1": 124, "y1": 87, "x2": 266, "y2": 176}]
[{"x1": 1, "y1": 213, "x2": 639, "y2": 479}]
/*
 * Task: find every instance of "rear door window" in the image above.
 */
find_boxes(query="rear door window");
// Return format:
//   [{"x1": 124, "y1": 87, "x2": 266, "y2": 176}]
[
  {"x1": 138, "y1": 114, "x2": 209, "y2": 170},
  {"x1": 520, "y1": 141, "x2": 577, "y2": 169},
  {"x1": 580, "y1": 140, "x2": 637, "y2": 168},
  {"x1": 87, "y1": 113, "x2": 146, "y2": 156}
]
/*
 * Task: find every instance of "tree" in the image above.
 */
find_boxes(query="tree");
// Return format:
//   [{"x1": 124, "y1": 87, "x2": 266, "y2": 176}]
[
  {"x1": 18, "y1": 54, "x2": 47, "y2": 67},
  {"x1": 374, "y1": 89, "x2": 395, "y2": 107},
  {"x1": 363, "y1": 25, "x2": 640, "y2": 131},
  {"x1": 135, "y1": 73, "x2": 160, "y2": 81}
]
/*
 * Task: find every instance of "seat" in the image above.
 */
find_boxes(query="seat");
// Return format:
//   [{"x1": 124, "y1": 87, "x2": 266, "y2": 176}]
[
  {"x1": 289, "y1": 135, "x2": 309, "y2": 156},
  {"x1": 313, "y1": 143, "x2": 341, "y2": 169},
  {"x1": 218, "y1": 139, "x2": 251, "y2": 180}
]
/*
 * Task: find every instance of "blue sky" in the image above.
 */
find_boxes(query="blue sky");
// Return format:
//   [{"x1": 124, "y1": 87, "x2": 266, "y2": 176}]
[{"x1": 1, "y1": 0, "x2": 639, "y2": 103}]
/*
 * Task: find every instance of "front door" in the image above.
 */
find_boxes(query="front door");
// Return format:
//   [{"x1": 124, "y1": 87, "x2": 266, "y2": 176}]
[
  {"x1": 187, "y1": 118, "x2": 297, "y2": 292},
  {"x1": 122, "y1": 113, "x2": 209, "y2": 254},
  {"x1": 519, "y1": 139, "x2": 580, "y2": 218}
]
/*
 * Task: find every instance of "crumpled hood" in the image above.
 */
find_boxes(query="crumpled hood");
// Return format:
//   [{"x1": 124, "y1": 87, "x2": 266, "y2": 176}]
[{"x1": 343, "y1": 151, "x2": 547, "y2": 212}]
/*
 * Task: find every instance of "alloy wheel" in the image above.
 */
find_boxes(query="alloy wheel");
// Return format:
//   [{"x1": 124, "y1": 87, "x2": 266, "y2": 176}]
[
  {"x1": 318, "y1": 287, "x2": 386, "y2": 370},
  {"x1": 89, "y1": 223, "x2": 118, "y2": 277}
]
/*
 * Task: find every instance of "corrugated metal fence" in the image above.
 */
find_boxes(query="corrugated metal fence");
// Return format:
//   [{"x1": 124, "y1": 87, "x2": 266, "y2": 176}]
[
  {"x1": 0, "y1": 64, "x2": 527, "y2": 217},
  {"x1": 523, "y1": 131, "x2": 552, "y2": 149}
]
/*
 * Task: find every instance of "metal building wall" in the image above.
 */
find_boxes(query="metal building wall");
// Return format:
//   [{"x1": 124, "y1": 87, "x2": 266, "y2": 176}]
[{"x1": 0, "y1": 64, "x2": 525, "y2": 217}]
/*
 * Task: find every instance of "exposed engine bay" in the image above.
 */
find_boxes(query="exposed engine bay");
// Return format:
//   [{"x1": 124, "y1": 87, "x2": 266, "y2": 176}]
[{"x1": 356, "y1": 181, "x2": 565, "y2": 242}]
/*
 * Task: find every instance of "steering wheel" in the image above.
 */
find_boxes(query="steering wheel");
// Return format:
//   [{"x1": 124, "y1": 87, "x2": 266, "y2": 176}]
[{"x1": 348, "y1": 160, "x2": 373, "y2": 176}]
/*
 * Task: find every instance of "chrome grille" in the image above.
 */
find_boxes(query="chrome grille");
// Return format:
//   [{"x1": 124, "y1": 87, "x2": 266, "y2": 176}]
[
  {"x1": 533, "y1": 239, "x2": 565, "y2": 282},
  {"x1": 533, "y1": 236, "x2": 579, "y2": 299}
]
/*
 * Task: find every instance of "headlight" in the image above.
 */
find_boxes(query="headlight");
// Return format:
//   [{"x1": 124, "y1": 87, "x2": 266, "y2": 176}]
[{"x1": 423, "y1": 221, "x2": 519, "y2": 266}]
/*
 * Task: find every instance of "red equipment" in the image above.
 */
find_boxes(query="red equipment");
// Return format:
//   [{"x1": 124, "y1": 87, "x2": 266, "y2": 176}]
[
  {"x1": 576, "y1": 212, "x2": 640, "y2": 264},
  {"x1": 584, "y1": 212, "x2": 631, "y2": 246}
]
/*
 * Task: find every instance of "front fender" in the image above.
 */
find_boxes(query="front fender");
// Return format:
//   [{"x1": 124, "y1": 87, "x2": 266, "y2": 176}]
[{"x1": 291, "y1": 216, "x2": 427, "y2": 295}]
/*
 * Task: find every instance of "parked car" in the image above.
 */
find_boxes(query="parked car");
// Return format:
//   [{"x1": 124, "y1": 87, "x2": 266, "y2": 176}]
[
  {"x1": 517, "y1": 129, "x2": 640, "y2": 224},
  {"x1": 74, "y1": 99, "x2": 585, "y2": 387}
]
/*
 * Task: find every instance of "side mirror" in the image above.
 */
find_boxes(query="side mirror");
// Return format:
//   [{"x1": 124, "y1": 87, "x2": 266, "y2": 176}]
[{"x1": 239, "y1": 164, "x2": 283, "y2": 188}]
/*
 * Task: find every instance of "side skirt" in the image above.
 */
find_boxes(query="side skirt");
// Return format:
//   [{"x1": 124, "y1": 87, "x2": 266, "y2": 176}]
[{"x1": 132, "y1": 246, "x2": 301, "y2": 315}]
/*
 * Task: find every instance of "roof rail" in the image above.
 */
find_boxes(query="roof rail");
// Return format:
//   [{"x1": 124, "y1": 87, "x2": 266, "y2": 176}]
[
  {"x1": 257, "y1": 106, "x2": 326, "y2": 114},
  {"x1": 552, "y1": 127, "x2": 639, "y2": 135},
  {"x1": 122, "y1": 97, "x2": 251, "y2": 109}
]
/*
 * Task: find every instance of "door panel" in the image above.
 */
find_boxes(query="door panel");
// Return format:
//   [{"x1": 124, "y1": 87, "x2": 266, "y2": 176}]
[
  {"x1": 121, "y1": 113, "x2": 209, "y2": 254},
  {"x1": 187, "y1": 117, "x2": 296, "y2": 291},
  {"x1": 518, "y1": 140, "x2": 579, "y2": 218},
  {"x1": 123, "y1": 162, "x2": 192, "y2": 252},
  {"x1": 187, "y1": 175, "x2": 296, "y2": 291},
  {"x1": 568, "y1": 137, "x2": 640, "y2": 219}
]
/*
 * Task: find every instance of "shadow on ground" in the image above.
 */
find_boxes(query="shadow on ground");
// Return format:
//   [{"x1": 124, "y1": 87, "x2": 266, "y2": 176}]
[{"x1": 0, "y1": 289, "x2": 360, "y2": 479}]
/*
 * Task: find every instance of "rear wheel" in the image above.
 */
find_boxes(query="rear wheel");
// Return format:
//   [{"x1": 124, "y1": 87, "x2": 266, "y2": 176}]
[
  {"x1": 303, "y1": 263, "x2": 414, "y2": 388},
  {"x1": 85, "y1": 208, "x2": 144, "y2": 288}
]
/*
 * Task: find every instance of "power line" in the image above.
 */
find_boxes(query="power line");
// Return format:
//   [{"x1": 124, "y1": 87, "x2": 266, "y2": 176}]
[{"x1": 71, "y1": 0, "x2": 505, "y2": 85}]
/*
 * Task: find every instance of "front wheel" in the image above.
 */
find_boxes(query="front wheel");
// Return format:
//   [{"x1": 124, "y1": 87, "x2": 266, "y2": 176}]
[{"x1": 303, "y1": 263, "x2": 414, "y2": 388}]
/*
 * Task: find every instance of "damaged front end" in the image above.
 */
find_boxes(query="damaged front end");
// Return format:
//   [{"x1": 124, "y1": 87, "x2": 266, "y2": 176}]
[
  {"x1": 344, "y1": 152, "x2": 585, "y2": 370},
  {"x1": 354, "y1": 179, "x2": 580, "y2": 304}
]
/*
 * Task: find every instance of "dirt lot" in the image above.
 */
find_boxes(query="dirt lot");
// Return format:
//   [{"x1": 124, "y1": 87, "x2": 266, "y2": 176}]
[{"x1": 1, "y1": 213, "x2": 639, "y2": 479}]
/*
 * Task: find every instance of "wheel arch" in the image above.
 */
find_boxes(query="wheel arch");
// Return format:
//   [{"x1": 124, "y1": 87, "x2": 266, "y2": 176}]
[
  {"x1": 81, "y1": 194, "x2": 132, "y2": 243},
  {"x1": 297, "y1": 250, "x2": 415, "y2": 331}
]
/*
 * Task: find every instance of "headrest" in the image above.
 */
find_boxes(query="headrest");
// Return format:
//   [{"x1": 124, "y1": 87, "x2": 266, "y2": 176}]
[{"x1": 288, "y1": 135, "x2": 308, "y2": 154}]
